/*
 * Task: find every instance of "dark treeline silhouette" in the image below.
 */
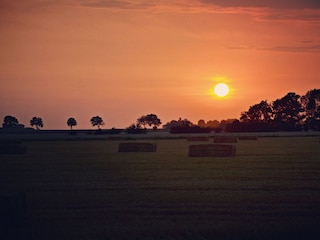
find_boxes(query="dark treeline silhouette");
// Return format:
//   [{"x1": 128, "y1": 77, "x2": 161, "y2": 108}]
[
  {"x1": 169, "y1": 89, "x2": 320, "y2": 133},
  {"x1": 1, "y1": 89, "x2": 319, "y2": 133},
  {"x1": 163, "y1": 118, "x2": 213, "y2": 133},
  {"x1": 137, "y1": 114, "x2": 162, "y2": 130},
  {"x1": 126, "y1": 114, "x2": 161, "y2": 134},
  {"x1": 195, "y1": 119, "x2": 236, "y2": 133},
  {"x1": 163, "y1": 118, "x2": 237, "y2": 134},
  {"x1": 1, "y1": 116, "x2": 40, "y2": 132},
  {"x1": 226, "y1": 89, "x2": 320, "y2": 132},
  {"x1": 125, "y1": 124, "x2": 147, "y2": 134}
]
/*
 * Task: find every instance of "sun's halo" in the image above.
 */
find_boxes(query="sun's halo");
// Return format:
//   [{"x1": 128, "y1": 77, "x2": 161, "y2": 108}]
[{"x1": 214, "y1": 83, "x2": 229, "y2": 97}]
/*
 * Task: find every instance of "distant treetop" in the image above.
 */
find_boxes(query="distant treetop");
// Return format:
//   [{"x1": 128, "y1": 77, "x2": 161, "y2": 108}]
[
  {"x1": 137, "y1": 114, "x2": 161, "y2": 129},
  {"x1": 90, "y1": 116, "x2": 104, "y2": 129},
  {"x1": 2, "y1": 115, "x2": 19, "y2": 128},
  {"x1": 67, "y1": 117, "x2": 77, "y2": 130},
  {"x1": 30, "y1": 117, "x2": 43, "y2": 130}
]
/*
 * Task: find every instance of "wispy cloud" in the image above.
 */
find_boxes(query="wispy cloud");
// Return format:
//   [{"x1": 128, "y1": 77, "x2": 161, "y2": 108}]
[
  {"x1": 199, "y1": 0, "x2": 320, "y2": 10},
  {"x1": 258, "y1": 44, "x2": 320, "y2": 53},
  {"x1": 226, "y1": 45, "x2": 254, "y2": 50},
  {"x1": 259, "y1": 9, "x2": 320, "y2": 24},
  {"x1": 198, "y1": 0, "x2": 320, "y2": 24},
  {"x1": 3, "y1": 0, "x2": 320, "y2": 12},
  {"x1": 77, "y1": 0, "x2": 157, "y2": 10},
  {"x1": 77, "y1": 0, "x2": 320, "y2": 10},
  {"x1": 76, "y1": 0, "x2": 320, "y2": 24},
  {"x1": 4, "y1": 0, "x2": 318, "y2": 26},
  {"x1": 225, "y1": 41, "x2": 320, "y2": 53}
]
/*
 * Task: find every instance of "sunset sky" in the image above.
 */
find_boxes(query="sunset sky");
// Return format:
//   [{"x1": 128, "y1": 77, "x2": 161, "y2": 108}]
[{"x1": 1, "y1": 0, "x2": 320, "y2": 129}]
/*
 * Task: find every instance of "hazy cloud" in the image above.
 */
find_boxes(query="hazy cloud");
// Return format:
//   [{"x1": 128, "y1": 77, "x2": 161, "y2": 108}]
[
  {"x1": 197, "y1": 1, "x2": 320, "y2": 25},
  {"x1": 260, "y1": 10, "x2": 320, "y2": 23},
  {"x1": 226, "y1": 41, "x2": 320, "y2": 53},
  {"x1": 78, "y1": 0, "x2": 157, "y2": 10},
  {"x1": 75, "y1": 0, "x2": 320, "y2": 25},
  {"x1": 3, "y1": 0, "x2": 320, "y2": 12},
  {"x1": 199, "y1": 0, "x2": 320, "y2": 9},
  {"x1": 0, "y1": 0, "x2": 74, "y2": 13},
  {"x1": 226, "y1": 45, "x2": 253, "y2": 50},
  {"x1": 259, "y1": 44, "x2": 320, "y2": 53}
]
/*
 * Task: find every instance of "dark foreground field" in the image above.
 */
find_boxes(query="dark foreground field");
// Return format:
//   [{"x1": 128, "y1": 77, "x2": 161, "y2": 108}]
[{"x1": 1, "y1": 136, "x2": 320, "y2": 239}]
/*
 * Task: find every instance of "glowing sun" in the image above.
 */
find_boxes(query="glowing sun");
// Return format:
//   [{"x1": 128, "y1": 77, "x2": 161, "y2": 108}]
[{"x1": 214, "y1": 83, "x2": 229, "y2": 97}]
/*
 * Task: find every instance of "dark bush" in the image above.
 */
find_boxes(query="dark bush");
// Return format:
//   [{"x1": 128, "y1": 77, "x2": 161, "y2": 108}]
[
  {"x1": 170, "y1": 126, "x2": 212, "y2": 134},
  {"x1": 188, "y1": 144, "x2": 236, "y2": 157},
  {"x1": 118, "y1": 142, "x2": 157, "y2": 152},
  {"x1": 105, "y1": 128, "x2": 123, "y2": 134}
]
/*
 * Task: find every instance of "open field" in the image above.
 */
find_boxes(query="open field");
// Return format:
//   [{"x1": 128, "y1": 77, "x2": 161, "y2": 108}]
[{"x1": 1, "y1": 136, "x2": 320, "y2": 239}]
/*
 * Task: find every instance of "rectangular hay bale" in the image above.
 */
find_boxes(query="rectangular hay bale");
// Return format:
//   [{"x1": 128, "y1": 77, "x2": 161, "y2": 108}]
[
  {"x1": 118, "y1": 142, "x2": 157, "y2": 152},
  {"x1": 213, "y1": 137, "x2": 238, "y2": 143},
  {"x1": 187, "y1": 137, "x2": 210, "y2": 141},
  {"x1": 188, "y1": 144, "x2": 236, "y2": 157}
]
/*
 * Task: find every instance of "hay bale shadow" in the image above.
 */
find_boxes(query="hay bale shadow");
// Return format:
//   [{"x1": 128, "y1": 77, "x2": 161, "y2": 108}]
[
  {"x1": 118, "y1": 142, "x2": 157, "y2": 152},
  {"x1": 213, "y1": 137, "x2": 238, "y2": 143},
  {"x1": 186, "y1": 137, "x2": 210, "y2": 141},
  {"x1": 188, "y1": 144, "x2": 236, "y2": 157}
]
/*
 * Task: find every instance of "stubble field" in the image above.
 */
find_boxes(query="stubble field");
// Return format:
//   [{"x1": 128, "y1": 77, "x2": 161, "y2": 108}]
[{"x1": 1, "y1": 136, "x2": 320, "y2": 239}]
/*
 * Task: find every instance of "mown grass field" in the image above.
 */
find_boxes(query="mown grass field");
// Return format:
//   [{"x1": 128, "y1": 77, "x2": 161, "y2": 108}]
[{"x1": 1, "y1": 136, "x2": 320, "y2": 239}]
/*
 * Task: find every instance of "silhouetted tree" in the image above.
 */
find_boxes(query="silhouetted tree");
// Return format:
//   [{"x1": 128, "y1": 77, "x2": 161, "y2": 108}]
[
  {"x1": 206, "y1": 120, "x2": 220, "y2": 128},
  {"x1": 30, "y1": 117, "x2": 43, "y2": 130},
  {"x1": 137, "y1": 116, "x2": 147, "y2": 128},
  {"x1": 240, "y1": 100, "x2": 273, "y2": 122},
  {"x1": 301, "y1": 89, "x2": 320, "y2": 130},
  {"x1": 170, "y1": 125, "x2": 211, "y2": 134},
  {"x1": 163, "y1": 118, "x2": 194, "y2": 130},
  {"x1": 90, "y1": 116, "x2": 104, "y2": 129},
  {"x1": 126, "y1": 123, "x2": 147, "y2": 134},
  {"x1": 164, "y1": 118, "x2": 212, "y2": 133},
  {"x1": 137, "y1": 114, "x2": 161, "y2": 129},
  {"x1": 2, "y1": 115, "x2": 19, "y2": 128},
  {"x1": 197, "y1": 119, "x2": 206, "y2": 127},
  {"x1": 67, "y1": 118, "x2": 77, "y2": 130},
  {"x1": 219, "y1": 119, "x2": 237, "y2": 130},
  {"x1": 272, "y1": 92, "x2": 304, "y2": 131},
  {"x1": 226, "y1": 119, "x2": 274, "y2": 132},
  {"x1": 226, "y1": 89, "x2": 320, "y2": 132}
]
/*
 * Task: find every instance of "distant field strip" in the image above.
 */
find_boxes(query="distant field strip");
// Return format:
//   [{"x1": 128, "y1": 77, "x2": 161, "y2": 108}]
[{"x1": 0, "y1": 136, "x2": 320, "y2": 240}]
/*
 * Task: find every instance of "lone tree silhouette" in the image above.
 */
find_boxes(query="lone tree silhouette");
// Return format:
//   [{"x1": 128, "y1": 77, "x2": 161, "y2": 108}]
[
  {"x1": 67, "y1": 117, "x2": 77, "y2": 130},
  {"x1": 2, "y1": 115, "x2": 19, "y2": 128},
  {"x1": 240, "y1": 100, "x2": 272, "y2": 122},
  {"x1": 302, "y1": 89, "x2": 320, "y2": 130},
  {"x1": 137, "y1": 114, "x2": 161, "y2": 129},
  {"x1": 272, "y1": 92, "x2": 304, "y2": 131},
  {"x1": 30, "y1": 117, "x2": 43, "y2": 130},
  {"x1": 90, "y1": 116, "x2": 104, "y2": 129}
]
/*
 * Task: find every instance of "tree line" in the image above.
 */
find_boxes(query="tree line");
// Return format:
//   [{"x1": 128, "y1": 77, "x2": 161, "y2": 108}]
[
  {"x1": 166, "y1": 89, "x2": 320, "y2": 133},
  {"x1": 0, "y1": 114, "x2": 162, "y2": 133},
  {"x1": 1, "y1": 115, "x2": 107, "y2": 131},
  {"x1": 1, "y1": 89, "x2": 319, "y2": 133},
  {"x1": 230, "y1": 89, "x2": 320, "y2": 132}
]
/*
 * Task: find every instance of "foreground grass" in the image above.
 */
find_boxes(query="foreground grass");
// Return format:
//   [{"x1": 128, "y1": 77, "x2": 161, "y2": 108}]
[{"x1": 1, "y1": 136, "x2": 320, "y2": 239}]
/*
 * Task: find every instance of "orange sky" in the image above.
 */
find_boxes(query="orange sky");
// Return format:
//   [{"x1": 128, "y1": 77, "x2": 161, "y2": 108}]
[{"x1": 1, "y1": 0, "x2": 320, "y2": 129}]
